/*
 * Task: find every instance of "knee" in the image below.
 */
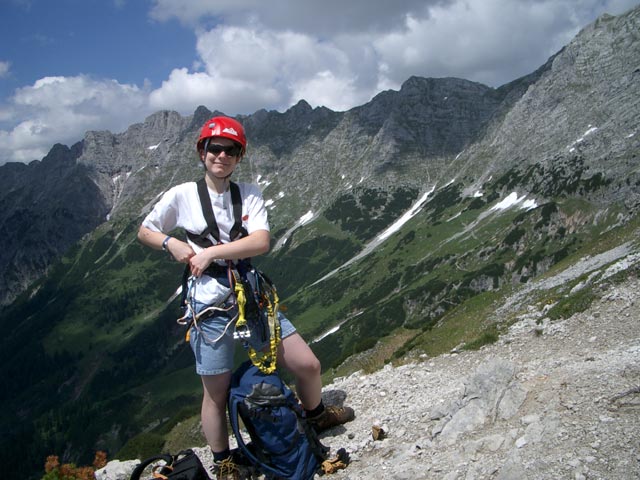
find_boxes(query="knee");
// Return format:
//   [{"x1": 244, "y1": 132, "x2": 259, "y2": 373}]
[
  {"x1": 285, "y1": 351, "x2": 321, "y2": 379},
  {"x1": 201, "y1": 372, "x2": 232, "y2": 406},
  {"x1": 202, "y1": 389, "x2": 227, "y2": 411},
  {"x1": 280, "y1": 334, "x2": 322, "y2": 378},
  {"x1": 298, "y1": 354, "x2": 321, "y2": 378}
]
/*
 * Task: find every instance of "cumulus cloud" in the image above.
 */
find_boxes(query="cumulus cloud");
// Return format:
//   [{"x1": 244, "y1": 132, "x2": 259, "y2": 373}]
[
  {"x1": 0, "y1": 75, "x2": 151, "y2": 163},
  {"x1": 373, "y1": 0, "x2": 575, "y2": 87},
  {"x1": 149, "y1": 24, "x2": 380, "y2": 113},
  {"x1": 149, "y1": 0, "x2": 443, "y2": 34},
  {"x1": 246, "y1": 0, "x2": 428, "y2": 35},
  {"x1": 373, "y1": 0, "x2": 638, "y2": 87}
]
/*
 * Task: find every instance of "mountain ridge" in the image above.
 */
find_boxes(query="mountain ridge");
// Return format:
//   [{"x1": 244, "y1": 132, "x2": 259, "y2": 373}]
[{"x1": 0, "y1": 73, "x2": 514, "y2": 306}]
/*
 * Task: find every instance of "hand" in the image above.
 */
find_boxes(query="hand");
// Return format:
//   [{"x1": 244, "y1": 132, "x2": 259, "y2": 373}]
[
  {"x1": 189, "y1": 248, "x2": 217, "y2": 277},
  {"x1": 166, "y1": 239, "x2": 196, "y2": 264}
]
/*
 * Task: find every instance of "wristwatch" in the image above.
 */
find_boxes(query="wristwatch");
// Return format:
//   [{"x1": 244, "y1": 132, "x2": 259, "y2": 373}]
[{"x1": 162, "y1": 236, "x2": 172, "y2": 251}]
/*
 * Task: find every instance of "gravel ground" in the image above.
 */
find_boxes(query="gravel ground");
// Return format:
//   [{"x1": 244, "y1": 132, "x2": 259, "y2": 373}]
[{"x1": 315, "y1": 250, "x2": 640, "y2": 480}]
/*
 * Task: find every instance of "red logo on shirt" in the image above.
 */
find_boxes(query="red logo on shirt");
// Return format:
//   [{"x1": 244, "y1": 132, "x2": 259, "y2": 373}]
[{"x1": 242, "y1": 215, "x2": 249, "y2": 221}]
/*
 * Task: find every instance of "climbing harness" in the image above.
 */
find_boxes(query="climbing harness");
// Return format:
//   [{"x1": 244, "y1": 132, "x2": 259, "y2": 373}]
[
  {"x1": 177, "y1": 178, "x2": 281, "y2": 374},
  {"x1": 176, "y1": 270, "x2": 235, "y2": 344}
]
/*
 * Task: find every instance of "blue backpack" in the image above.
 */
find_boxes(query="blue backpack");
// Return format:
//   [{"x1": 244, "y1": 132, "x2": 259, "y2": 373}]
[{"x1": 228, "y1": 361, "x2": 329, "y2": 479}]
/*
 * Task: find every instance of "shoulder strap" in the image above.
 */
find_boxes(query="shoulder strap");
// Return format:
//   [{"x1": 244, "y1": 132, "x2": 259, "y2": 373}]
[
  {"x1": 197, "y1": 177, "x2": 221, "y2": 245},
  {"x1": 186, "y1": 179, "x2": 247, "y2": 248},
  {"x1": 229, "y1": 181, "x2": 249, "y2": 241}
]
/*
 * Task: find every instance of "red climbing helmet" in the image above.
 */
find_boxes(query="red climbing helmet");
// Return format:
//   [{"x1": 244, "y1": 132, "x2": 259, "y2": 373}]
[{"x1": 197, "y1": 116, "x2": 247, "y2": 155}]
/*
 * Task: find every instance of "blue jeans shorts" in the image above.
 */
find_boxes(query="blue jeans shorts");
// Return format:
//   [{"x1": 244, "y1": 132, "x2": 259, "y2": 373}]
[{"x1": 189, "y1": 302, "x2": 296, "y2": 376}]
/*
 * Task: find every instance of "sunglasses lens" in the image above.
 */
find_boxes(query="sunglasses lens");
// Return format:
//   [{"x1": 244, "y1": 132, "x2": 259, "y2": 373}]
[
  {"x1": 228, "y1": 146, "x2": 241, "y2": 156},
  {"x1": 207, "y1": 144, "x2": 241, "y2": 156}
]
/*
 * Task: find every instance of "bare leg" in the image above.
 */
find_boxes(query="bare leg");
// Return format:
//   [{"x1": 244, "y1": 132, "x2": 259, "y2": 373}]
[
  {"x1": 200, "y1": 371, "x2": 232, "y2": 452},
  {"x1": 277, "y1": 332, "x2": 322, "y2": 409}
]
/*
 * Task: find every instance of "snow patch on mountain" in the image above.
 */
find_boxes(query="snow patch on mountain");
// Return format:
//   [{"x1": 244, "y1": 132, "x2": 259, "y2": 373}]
[
  {"x1": 313, "y1": 186, "x2": 436, "y2": 285},
  {"x1": 490, "y1": 192, "x2": 537, "y2": 211},
  {"x1": 273, "y1": 210, "x2": 317, "y2": 250}
]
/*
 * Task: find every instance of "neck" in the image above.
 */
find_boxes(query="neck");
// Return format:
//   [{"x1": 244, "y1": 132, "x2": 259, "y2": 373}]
[{"x1": 205, "y1": 173, "x2": 230, "y2": 194}]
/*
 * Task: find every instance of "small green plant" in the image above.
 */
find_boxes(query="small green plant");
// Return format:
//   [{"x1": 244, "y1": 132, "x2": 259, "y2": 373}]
[
  {"x1": 547, "y1": 287, "x2": 595, "y2": 320},
  {"x1": 463, "y1": 324, "x2": 500, "y2": 351}
]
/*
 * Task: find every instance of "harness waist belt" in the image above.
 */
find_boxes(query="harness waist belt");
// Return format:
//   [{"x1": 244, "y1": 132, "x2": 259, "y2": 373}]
[{"x1": 203, "y1": 263, "x2": 228, "y2": 277}]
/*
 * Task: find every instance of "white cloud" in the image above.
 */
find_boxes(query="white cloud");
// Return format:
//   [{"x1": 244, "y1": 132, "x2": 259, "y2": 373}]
[
  {"x1": 149, "y1": 25, "x2": 378, "y2": 113},
  {"x1": 149, "y1": 0, "x2": 439, "y2": 33},
  {"x1": 373, "y1": 0, "x2": 634, "y2": 87},
  {"x1": 149, "y1": 67, "x2": 279, "y2": 114},
  {"x1": 0, "y1": 61, "x2": 10, "y2": 78},
  {"x1": 0, "y1": 75, "x2": 151, "y2": 163}
]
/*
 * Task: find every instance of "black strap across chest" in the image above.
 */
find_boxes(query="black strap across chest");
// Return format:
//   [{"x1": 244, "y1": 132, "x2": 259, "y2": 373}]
[
  {"x1": 187, "y1": 178, "x2": 248, "y2": 248},
  {"x1": 180, "y1": 179, "x2": 249, "y2": 301}
]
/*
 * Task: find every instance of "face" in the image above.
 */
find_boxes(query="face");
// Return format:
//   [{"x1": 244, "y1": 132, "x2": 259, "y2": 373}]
[{"x1": 201, "y1": 136, "x2": 242, "y2": 178}]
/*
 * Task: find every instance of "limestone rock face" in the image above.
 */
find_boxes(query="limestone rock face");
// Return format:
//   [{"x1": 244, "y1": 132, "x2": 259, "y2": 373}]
[
  {"x1": 455, "y1": 7, "x2": 640, "y2": 207},
  {"x1": 0, "y1": 143, "x2": 108, "y2": 304}
]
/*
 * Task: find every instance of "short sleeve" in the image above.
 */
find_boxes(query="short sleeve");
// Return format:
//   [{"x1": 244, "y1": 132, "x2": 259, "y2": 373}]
[
  {"x1": 141, "y1": 186, "x2": 182, "y2": 233},
  {"x1": 240, "y1": 183, "x2": 270, "y2": 234}
]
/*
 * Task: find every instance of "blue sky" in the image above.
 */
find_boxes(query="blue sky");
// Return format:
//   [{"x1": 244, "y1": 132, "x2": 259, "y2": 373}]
[
  {"x1": 0, "y1": 1, "x2": 196, "y2": 94},
  {"x1": 1, "y1": 0, "x2": 638, "y2": 164}
]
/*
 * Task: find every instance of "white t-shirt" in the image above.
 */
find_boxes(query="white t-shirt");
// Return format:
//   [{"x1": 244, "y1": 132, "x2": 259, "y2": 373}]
[{"x1": 142, "y1": 181, "x2": 269, "y2": 304}]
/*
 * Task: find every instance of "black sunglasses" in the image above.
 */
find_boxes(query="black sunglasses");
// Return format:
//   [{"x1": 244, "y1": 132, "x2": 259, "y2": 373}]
[{"x1": 206, "y1": 143, "x2": 242, "y2": 157}]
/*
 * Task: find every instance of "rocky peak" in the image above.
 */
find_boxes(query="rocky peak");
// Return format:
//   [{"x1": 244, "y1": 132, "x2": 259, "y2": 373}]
[
  {"x1": 0, "y1": 142, "x2": 108, "y2": 305},
  {"x1": 243, "y1": 99, "x2": 342, "y2": 157},
  {"x1": 453, "y1": 4, "x2": 640, "y2": 204},
  {"x1": 41, "y1": 142, "x2": 82, "y2": 167},
  {"x1": 289, "y1": 98, "x2": 313, "y2": 114},
  {"x1": 351, "y1": 76, "x2": 501, "y2": 153},
  {"x1": 187, "y1": 105, "x2": 214, "y2": 133}
]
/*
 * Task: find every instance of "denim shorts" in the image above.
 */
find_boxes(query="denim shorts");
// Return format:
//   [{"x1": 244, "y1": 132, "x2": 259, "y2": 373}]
[{"x1": 189, "y1": 302, "x2": 296, "y2": 376}]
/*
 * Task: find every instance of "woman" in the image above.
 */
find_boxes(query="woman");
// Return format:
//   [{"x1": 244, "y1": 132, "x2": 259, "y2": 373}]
[{"x1": 138, "y1": 116, "x2": 354, "y2": 479}]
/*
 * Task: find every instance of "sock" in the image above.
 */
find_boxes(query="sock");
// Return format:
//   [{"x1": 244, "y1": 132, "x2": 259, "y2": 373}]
[
  {"x1": 305, "y1": 400, "x2": 325, "y2": 419},
  {"x1": 213, "y1": 449, "x2": 231, "y2": 463}
]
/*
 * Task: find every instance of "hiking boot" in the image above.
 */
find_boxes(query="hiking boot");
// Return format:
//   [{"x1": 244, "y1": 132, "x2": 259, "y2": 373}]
[
  {"x1": 212, "y1": 456, "x2": 240, "y2": 480},
  {"x1": 309, "y1": 405, "x2": 355, "y2": 432}
]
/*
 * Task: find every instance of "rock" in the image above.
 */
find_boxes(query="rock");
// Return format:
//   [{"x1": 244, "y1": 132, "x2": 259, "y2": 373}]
[
  {"x1": 94, "y1": 459, "x2": 139, "y2": 480},
  {"x1": 433, "y1": 359, "x2": 526, "y2": 445}
]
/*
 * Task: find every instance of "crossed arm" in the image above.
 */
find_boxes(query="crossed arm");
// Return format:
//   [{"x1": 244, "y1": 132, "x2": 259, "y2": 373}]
[{"x1": 137, "y1": 225, "x2": 270, "y2": 277}]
